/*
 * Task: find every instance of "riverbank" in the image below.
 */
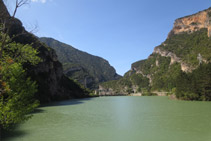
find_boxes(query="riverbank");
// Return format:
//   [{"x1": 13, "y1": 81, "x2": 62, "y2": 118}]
[
  {"x1": 130, "y1": 93, "x2": 142, "y2": 96},
  {"x1": 129, "y1": 92, "x2": 179, "y2": 101},
  {"x1": 129, "y1": 91, "x2": 169, "y2": 97}
]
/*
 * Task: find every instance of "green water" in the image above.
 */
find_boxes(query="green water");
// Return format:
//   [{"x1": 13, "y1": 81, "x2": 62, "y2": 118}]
[{"x1": 3, "y1": 96, "x2": 211, "y2": 141}]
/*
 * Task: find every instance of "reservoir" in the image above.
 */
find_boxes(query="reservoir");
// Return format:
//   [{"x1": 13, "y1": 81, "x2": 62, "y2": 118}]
[{"x1": 4, "y1": 96, "x2": 211, "y2": 141}]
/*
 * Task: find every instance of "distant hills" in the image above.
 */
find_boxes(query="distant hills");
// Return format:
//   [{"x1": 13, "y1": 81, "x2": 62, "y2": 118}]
[
  {"x1": 99, "y1": 8, "x2": 211, "y2": 100},
  {"x1": 39, "y1": 37, "x2": 121, "y2": 89}
]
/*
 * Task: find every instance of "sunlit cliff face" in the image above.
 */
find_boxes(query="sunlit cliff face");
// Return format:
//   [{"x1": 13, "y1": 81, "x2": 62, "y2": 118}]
[{"x1": 168, "y1": 8, "x2": 211, "y2": 38}]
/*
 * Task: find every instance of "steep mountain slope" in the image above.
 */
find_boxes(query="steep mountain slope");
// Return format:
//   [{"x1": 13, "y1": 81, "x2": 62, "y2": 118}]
[
  {"x1": 39, "y1": 37, "x2": 121, "y2": 89},
  {"x1": 0, "y1": 0, "x2": 89, "y2": 103},
  {"x1": 100, "y1": 8, "x2": 211, "y2": 100}
]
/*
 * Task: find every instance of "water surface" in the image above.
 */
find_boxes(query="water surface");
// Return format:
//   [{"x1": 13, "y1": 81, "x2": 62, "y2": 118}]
[{"x1": 4, "y1": 96, "x2": 211, "y2": 141}]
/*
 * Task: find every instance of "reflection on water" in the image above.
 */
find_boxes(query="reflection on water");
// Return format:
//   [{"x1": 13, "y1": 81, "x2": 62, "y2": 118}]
[{"x1": 3, "y1": 96, "x2": 211, "y2": 141}]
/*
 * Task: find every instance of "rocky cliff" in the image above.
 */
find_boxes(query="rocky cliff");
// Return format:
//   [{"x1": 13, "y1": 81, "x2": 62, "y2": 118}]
[
  {"x1": 153, "y1": 47, "x2": 192, "y2": 72},
  {"x1": 168, "y1": 7, "x2": 211, "y2": 38},
  {"x1": 0, "y1": 0, "x2": 89, "y2": 103},
  {"x1": 100, "y1": 7, "x2": 211, "y2": 97},
  {"x1": 39, "y1": 37, "x2": 121, "y2": 89}
]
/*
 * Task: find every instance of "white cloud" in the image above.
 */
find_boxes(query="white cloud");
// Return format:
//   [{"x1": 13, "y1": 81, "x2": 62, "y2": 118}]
[{"x1": 31, "y1": 0, "x2": 47, "y2": 3}]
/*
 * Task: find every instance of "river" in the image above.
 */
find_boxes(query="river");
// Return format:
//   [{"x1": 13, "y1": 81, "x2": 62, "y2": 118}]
[{"x1": 3, "y1": 96, "x2": 211, "y2": 141}]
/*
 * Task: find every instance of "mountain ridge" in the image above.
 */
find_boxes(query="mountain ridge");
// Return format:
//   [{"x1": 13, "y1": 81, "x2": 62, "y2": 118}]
[{"x1": 39, "y1": 37, "x2": 121, "y2": 89}]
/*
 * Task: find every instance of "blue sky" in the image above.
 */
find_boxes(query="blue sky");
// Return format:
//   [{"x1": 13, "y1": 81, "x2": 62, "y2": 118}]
[{"x1": 4, "y1": 0, "x2": 211, "y2": 75}]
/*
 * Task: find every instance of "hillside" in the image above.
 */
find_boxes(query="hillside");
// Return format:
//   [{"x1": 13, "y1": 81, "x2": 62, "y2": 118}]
[
  {"x1": 0, "y1": 0, "x2": 90, "y2": 103},
  {"x1": 39, "y1": 37, "x2": 121, "y2": 89},
  {"x1": 100, "y1": 8, "x2": 211, "y2": 100}
]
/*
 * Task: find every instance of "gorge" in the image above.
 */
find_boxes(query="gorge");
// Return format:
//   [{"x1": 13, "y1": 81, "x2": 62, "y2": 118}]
[{"x1": 1, "y1": 0, "x2": 211, "y2": 141}]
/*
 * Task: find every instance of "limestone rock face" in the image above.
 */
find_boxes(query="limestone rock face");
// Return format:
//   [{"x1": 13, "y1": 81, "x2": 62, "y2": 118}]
[
  {"x1": 98, "y1": 85, "x2": 116, "y2": 96},
  {"x1": 153, "y1": 8, "x2": 211, "y2": 72},
  {"x1": 168, "y1": 8, "x2": 211, "y2": 38},
  {"x1": 98, "y1": 85, "x2": 127, "y2": 96},
  {"x1": 153, "y1": 47, "x2": 193, "y2": 72},
  {"x1": 0, "y1": 0, "x2": 89, "y2": 103}
]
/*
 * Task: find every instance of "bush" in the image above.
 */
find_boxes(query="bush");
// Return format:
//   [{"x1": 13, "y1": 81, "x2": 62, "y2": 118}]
[{"x1": 0, "y1": 32, "x2": 41, "y2": 131}]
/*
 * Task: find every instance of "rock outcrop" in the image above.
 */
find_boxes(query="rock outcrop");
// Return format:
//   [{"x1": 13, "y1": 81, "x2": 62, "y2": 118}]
[
  {"x1": 98, "y1": 85, "x2": 127, "y2": 96},
  {"x1": 98, "y1": 86, "x2": 116, "y2": 96},
  {"x1": 153, "y1": 47, "x2": 193, "y2": 72},
  {"x1": 168, "y1": 7, "x2": 211, "y2": 38},
  {"x1": 154, "y1": 8, "x2": 211, "y2": 72},
  {"x1": 0, "y1": 0, "x2": 89, "y2": 103}
]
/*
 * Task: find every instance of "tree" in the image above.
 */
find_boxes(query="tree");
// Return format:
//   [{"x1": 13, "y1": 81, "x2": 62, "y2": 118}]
[
  {"x1": 175, "y1": 63, "x2": 211, "y2": 101},
  {"x1": 12, "y1": 0, "x2": 30, "y2": 17},
  {"x1": 0, "y1": 22, "x2": 7, "y2": 58},
  {"x1": 0, "y1": 30, "x2": 41, "y2": 138},
  {"x1": 0, "y1": 1, "x2": 40, "y2": 137}
]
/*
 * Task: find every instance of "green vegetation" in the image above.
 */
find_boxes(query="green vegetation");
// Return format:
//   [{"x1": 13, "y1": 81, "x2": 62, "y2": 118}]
[
  {"x1": 132, "y1": 54, "x2": 172, "y2": 76},
  {"x1": 142, "y1": 91, "x2": 157, "y2": 96},
  {"x1": 102, "y1": 54, "x2": 179, "y2": 94},
  {"x1": 130, "y1": 73, "x2": 149, "y2": 89},
  {"x1": 39, "y1": 37, "x2": 121, "y2": 89},
  {"x1": 101, "y1": 78, "x2": 131, "y2": 94},
  {"x1": 152, "y1": 62, "x2": 181, "y2": 91},
  {"x1": 70, "y1": 78, "x2": 98, "y2": 97},
  {"x1": 160, "y1": 28, "x2": 211, "y2": 66},
  {"x1": 101, "y1": 29, "x2": 211, "y2": 100},
  {"x1": 101, "y1": 72, "x2": 150, "y2": 94},
  {"x1": 176, "y1": 63, "x2": 211, "y2": 101},
  {"x1": 208, "y1": 11, "x2": 211, "y2": 17},
  {"x1": 0, "y1": 29, "x2": 41, "y2": 133}
]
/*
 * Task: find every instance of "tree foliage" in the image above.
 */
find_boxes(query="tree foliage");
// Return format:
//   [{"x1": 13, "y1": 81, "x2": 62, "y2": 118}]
[
  {"x1": 160, "y1": 28, "x2": 211, "y2": 66},
  {"x1": 0, "y1": 26, "x2": 41, "y2": 131},
  {"x1": 176, "y1": 63, "x2": 211, "y2": 100}
]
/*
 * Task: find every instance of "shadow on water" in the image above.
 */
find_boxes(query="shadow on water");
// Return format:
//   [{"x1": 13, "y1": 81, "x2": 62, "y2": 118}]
[
  {"x1": 32, "y1": 108, "x2": 45, "y2": 114},
  {"x1": 1, "y1": 107, "x2": 46, "y2": 141},
  {"x1": 2, "y1": 126, "x2": 27, "y2": 141},
  {"x1": 1, "y1": 97, "x2": 96, "y2": 140},
  {"x1": 1, "y1": 108, "x2": 46, "y2": 141},
  {"x1": 41, "y1": 97, "x2": 96, "y2": 107}
]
